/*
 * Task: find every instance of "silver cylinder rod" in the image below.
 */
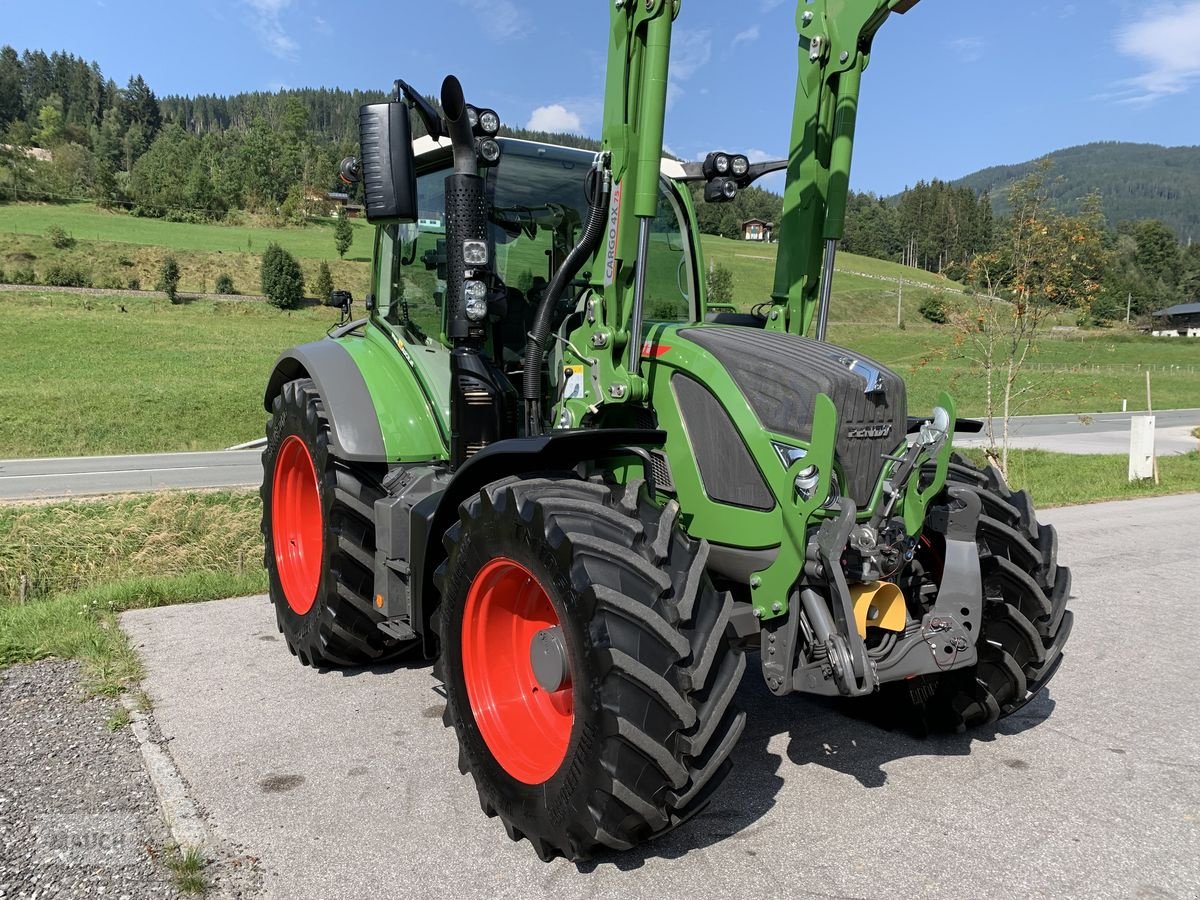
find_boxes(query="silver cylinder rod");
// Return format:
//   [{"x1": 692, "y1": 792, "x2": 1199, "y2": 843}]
[
  {"x1": 626, "y1": 217, "x2": 653, "y2": 374},
  {"x1": 815, "y1": 238, "x2": 837, "y2": 342}
]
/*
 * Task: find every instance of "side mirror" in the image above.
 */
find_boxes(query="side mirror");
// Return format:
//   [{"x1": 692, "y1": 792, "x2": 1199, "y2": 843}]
[
  {"x1": 358, "y1": 101, "x2": 418, "y2": 224},
  {"x1": 326, "y1": 290, "x2": 352, "y2": 311}
]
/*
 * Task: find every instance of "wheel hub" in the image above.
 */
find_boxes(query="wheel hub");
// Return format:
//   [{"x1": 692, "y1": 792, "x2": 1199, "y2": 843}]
[
  {"x1": 460, "y1": 558, "x2": 574, "y2": 785},
  {"x1": 530, "y1": 626, "x2": 571, "y2": 693}
]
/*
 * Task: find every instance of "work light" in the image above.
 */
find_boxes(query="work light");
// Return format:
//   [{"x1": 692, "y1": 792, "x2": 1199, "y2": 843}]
[{"x1": 463, "y1": 280, "x2": 489, "y2": 321}]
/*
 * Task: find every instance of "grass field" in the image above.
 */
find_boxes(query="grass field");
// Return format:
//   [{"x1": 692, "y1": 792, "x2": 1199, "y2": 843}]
[
  {"x1": 0, "y1": 290, "x2": 331, "y2": 455},
  {"x1": 0, "y1": 202, "x2": 374, "y2": 298},
  {"x1": 2, "y1": 284, "x2": 1197, "y2": 457},
  {"x1": 1, "y1": 201, "x2": 1197, "y2": 457},
  {"x1": 0, "y1": 490, "x2": 265, "y2": 695}
]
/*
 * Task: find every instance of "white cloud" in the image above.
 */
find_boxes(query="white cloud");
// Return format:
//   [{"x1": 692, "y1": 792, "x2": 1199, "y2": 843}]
[
  {"x1": 671, "y1": 29, "x2": 712, "y2": 80},
  {"x1": 948, "y1": 37, "x2": 985, "y2": 63},
  {"x1": 243, "y1": 0, "x2": 298, "y2": 60},
  {"x1": 1113, "y1": 1, "x2": 1200, "y2": 104},
  {"x1": 527, "y1": 104, "x2": 583, "y2": 133},
  {"x1": 666, "y1": 28, "x2": 711, "y2": 109},
  {"x1": 733, "y1": 25, "x2": 761, "y2": 47},
  {"x1": 456, "y1": 0, "x2": 526, "y2": 41}
]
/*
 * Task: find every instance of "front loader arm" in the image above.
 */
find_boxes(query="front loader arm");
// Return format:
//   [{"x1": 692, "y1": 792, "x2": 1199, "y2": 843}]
[{"x1": 770, "y1": 0, "x2": 919, "y2": 338}]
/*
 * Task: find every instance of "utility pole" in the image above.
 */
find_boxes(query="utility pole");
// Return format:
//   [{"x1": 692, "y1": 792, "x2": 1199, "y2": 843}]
[
  {"x1": 1126, "y1": 291, "x2": 1132, "y2": 326},
  {"x1": 896, "y1": 276, "x2": 903, "y2": 327}
]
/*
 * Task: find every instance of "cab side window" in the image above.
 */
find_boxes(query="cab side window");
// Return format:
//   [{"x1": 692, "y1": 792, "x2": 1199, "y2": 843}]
[{"x1": 642, "y1": 184, "x2": 694, "y2": 322}]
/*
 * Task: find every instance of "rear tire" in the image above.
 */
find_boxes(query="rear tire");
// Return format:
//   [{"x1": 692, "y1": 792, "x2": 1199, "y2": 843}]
[
  {"x1": 261, "y1": 377, "x2": 409, "y2": 667},
  {"x1": 889, "y1": 454, "x2": 1074, "y2": 732},
  {"x1": 434, "y1": 475, "x2": 747, "y2": 862}
]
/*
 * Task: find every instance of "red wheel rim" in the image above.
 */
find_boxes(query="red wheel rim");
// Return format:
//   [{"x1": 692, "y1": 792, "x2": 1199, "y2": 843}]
[
  {"x1": 461, "y1": 558, "x2": 574, "y2": 784},
  {"x1": 272, "y1": 435, "x2": 323, "y2": 615}
]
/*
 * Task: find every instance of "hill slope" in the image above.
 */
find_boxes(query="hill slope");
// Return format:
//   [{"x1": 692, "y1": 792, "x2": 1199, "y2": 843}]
[{"x1": 951, "y1": 142, "x2": 1200, "y2": 241}]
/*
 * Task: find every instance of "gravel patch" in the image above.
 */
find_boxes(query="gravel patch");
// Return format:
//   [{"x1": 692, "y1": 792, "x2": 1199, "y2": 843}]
[{"x1": 0, "y1": 660, "x2": 183, "y2": 899}]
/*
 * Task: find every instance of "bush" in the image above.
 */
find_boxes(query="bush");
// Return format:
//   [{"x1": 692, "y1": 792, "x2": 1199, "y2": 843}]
[
  {"x1": 156, "y1": 256, "x2": 182, "y2": 304},
  {"x1": 919, "y1": 294, "x2": 948, "y2": 325},
  {"x1": 214, "y1": 273, "x2": 236, "y2": 295},
  {"x1": 11, "y1": 267, "x2": 37, "y2": 285},
  {"x1": 42, "y1": 263, "x2": 92, "y2": 288},
  {"x1": 0, "y1": 267, "x2": 5, "y2": 284},
  {"x1": 313, "y1": 261, "x2": 333, "y2": 304},
  {"x1": 96, "y1": 274, "x2": 124, "y2": 290},
  {"x1": 116, "y1": 255, "x2": 135, "y2": 268},
  {"x1": 260, "y1": 243, "x2": 305, "y2": 310},
  {"x1": 45, "y1": 224, "x2": 75, "y2": 249},
  {"x1": 706, "y1": 261, "x2": 735, "y2": 306},
  {"x1": 127, "y1": 277, "x2": 141, "y2": 291}
]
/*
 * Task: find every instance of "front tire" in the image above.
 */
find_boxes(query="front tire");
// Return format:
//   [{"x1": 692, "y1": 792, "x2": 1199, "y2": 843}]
[
  {"x1": 261, "y1": 377, "x2": 408, "y2": 667},
  {"x1": 434, "y1": 475, "x2": 747, "y2": 862},
  {"x1": 893, "y1": 455, "x2": 1074, "y2": 732}
]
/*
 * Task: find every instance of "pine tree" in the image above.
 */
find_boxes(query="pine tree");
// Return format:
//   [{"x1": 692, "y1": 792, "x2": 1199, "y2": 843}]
[
  {"x1": 261, "y1": 243, "x2": 305, "y2": 309},
  {"x1": 314, "y1": 260, "x2": 333, "y2": 303},
  {"x1": 334, "y1": 214, "x2": 353, "y2": 258}
]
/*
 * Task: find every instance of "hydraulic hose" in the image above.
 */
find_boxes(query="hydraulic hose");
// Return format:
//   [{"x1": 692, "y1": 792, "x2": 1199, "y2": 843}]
[
  {"x1": 522, "y1": 166, "x2": 610, "y2": 435},
  {"x1": 440, "y1": 76, "x2": 478, "y2": 177}
]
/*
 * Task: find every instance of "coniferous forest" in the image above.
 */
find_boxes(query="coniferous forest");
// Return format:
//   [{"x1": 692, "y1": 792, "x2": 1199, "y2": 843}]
[{"x1": 1, "y1": 45, "x2": 1197, "y2": 319}]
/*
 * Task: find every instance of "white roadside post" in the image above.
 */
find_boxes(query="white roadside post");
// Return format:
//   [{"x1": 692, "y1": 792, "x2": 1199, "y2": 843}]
[{"x1": 1129, "y1": 416, "x2": 1156, "y2": 482}]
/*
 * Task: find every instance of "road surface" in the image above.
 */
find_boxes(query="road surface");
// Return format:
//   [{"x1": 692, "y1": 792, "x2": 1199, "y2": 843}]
[
  {"x1": 0, "y1": 450, "x2": 261, "y2": 501},
  {"x1": 955, "y1": 408, "x2": 1200, "y2": 456},
  {"x1": 4, "y1": 409, "x2": 1198, "y2": 501},
  {"x1": 122, "y1": 494, "x2": 1200, "y2": 900}
]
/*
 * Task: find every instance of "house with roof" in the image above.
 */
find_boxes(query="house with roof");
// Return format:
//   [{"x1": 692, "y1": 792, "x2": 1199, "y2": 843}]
[
  {"x1": 741, "y1": 219, "x2": 774, "y2": 242},
  {"x1": 1151, "y1": 302, "x2": 1200, "y2": 337}
]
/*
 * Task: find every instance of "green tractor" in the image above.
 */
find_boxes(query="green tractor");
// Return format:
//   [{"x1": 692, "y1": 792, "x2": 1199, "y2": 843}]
[{"x1": 261, "y1": 0, "x2": 1072, "y2": 862}]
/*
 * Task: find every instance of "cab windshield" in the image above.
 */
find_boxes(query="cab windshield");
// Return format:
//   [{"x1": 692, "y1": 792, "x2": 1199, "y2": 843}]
[{"x1": 374, "y1": 139, "x2": 694, "y2": 358}]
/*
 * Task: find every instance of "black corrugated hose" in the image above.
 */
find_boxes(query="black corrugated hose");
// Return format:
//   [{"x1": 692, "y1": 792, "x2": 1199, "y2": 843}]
[{"x1": 523, "y1": 168, "x2": 610, "y2": 435}]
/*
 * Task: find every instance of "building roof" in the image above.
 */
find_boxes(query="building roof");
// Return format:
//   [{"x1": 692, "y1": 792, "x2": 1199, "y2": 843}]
[
  {"x1": 741, "y1": 218, "x2": 774, "y2": 227},
  {"x1": 1152, "y1": 302, "x2": 1200, "y2": 317}
]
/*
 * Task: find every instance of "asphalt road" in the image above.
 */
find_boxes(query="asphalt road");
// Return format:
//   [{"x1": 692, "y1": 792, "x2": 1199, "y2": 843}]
[
  {"x1": 0, "y1": 450, "x2": 262, "y2": 501},
  {"x1": 955, "y1": 408, "x2": 1200, "y2": 457},
  {"x1": 122, "y1": 494, "x2": 1200, "y2": 900},
  {"x1": 6, "y1": 409, "x2": 1199, "y2": 502}
]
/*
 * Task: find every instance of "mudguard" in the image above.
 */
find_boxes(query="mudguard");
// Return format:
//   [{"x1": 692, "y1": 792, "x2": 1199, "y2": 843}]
[{"x1": 264, "y1": 328, "x2": 446, "y2": 464}]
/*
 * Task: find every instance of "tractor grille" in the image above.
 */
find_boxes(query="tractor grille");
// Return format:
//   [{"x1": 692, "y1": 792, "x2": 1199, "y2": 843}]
[{"x1": 679, "y1": 327, "x2": 906, "y2": 507}]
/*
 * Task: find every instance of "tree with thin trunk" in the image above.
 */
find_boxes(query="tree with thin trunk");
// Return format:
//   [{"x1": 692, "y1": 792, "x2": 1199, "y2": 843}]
[{"x1": 955, "y1": 161, "x2": 1109, "y2": 477}]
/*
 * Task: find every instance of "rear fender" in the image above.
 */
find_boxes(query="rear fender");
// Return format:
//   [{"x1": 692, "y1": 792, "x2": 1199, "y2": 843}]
[{"x1": 265, "y1": 327, "x2": 447, "y2": 464}]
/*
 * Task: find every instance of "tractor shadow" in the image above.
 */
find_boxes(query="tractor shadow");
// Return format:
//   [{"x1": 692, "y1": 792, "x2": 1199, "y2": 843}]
[{"x1": 578, "y1": 674, "x2": 1056, "y2": 872}]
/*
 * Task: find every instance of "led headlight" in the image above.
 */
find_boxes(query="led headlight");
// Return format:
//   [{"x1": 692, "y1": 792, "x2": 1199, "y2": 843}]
[
  {"x1": 466, "y1": 106, "x2": 479, "y2": 129},
  {"x1": 731, "y1": 155, "x2": 749, "y2": 177},
  {"x1": 462, "y1": 240, "x2": 489, "y2": 266},
  {"x1": 463, "y1": 280, "x2": 488, "y2": 321},
  {"x1": 477, "y1": 138, "x2": 501, "y2": 164},
  {"x1": 477, "y1": 109, "x2": 500, "y2": 135},
  {"x1": 714, "y1": 154, "x2": 731, "y2": 174}
]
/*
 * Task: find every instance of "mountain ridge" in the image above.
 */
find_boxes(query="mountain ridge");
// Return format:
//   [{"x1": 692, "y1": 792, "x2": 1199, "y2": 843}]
[{"x1": 943, "y1": 141, "x2": 1199, "y2": 241}]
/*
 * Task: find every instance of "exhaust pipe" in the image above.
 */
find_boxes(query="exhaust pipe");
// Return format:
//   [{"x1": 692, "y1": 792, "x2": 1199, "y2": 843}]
[{"x1": 441, "y1": 76, "x2": 479, "y2": 178}]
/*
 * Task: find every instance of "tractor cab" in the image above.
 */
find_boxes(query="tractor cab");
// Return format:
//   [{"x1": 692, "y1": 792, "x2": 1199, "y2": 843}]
[{"x1": 370, "y1": 137, "x2": 701, "y2": 386}]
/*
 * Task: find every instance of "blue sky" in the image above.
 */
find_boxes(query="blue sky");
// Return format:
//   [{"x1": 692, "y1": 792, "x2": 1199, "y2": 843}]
[{"x1": 6, "y1": 0, "x2": 1199, "y2": 194}]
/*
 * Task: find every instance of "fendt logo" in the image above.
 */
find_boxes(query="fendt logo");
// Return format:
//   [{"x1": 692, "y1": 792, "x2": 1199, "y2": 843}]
[{"x1": 847, "y1": 423, "x2": 893, "y2": 440}]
